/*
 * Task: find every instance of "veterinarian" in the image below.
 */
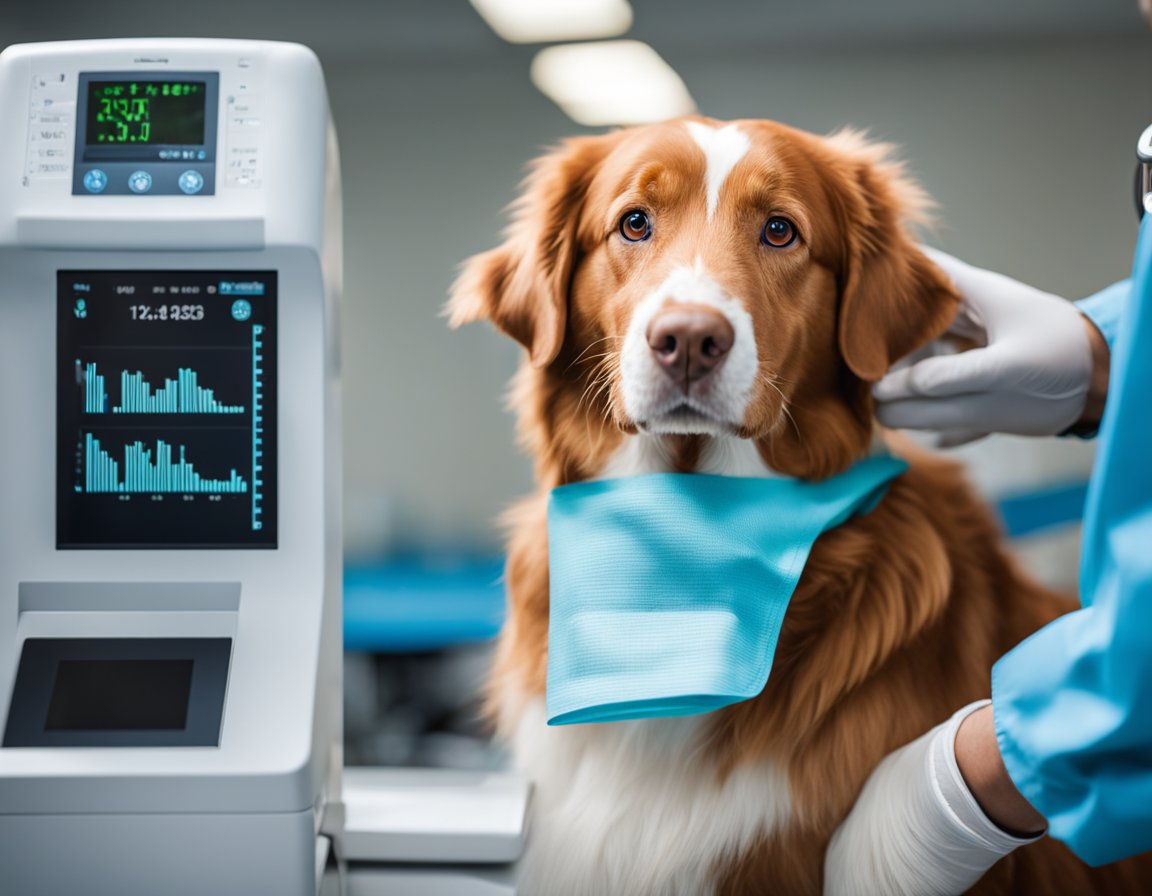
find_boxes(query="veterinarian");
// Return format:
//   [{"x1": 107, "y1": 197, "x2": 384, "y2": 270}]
[{"x1": 823, "y1": 123, "x2": 1152, "y2": 896}]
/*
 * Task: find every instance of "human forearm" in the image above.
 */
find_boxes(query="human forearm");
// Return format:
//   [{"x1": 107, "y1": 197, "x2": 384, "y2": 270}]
[
  {"x1": 824, "y1": 702, "x2": 1043, "y2": 895},
  {"x1": 954, "y1": 704, "x2": 1047, "y2": 837}
]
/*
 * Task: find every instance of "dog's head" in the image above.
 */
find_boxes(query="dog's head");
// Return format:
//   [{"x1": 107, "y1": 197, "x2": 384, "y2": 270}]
[{"x1": 449, "y1": 117, "x2": 958, "y2": 482}]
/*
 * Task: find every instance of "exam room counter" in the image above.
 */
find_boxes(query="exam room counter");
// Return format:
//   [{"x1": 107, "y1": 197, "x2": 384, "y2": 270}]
[{"x1": 344, "y1": 554, "x2": 505, "y2": 654}]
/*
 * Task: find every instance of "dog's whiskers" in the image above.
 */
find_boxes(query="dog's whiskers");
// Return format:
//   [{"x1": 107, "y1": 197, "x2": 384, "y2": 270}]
[
  {"x1": 759, "y1": 373, "x2": 800, "y2": 440},
  {"x1": 572, "y1": 353, "x2": 622, "y2": 466},
  {"x1": 576, "y1": 353, "x2": 618, "y2": 425},
  {"x1": 566, "y1": 336, "x2": 622, "y2": 376}
]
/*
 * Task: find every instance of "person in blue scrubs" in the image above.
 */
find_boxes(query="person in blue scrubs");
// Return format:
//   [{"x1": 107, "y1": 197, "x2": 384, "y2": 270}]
[{"x1": 824, "y1": 85, "x2": 1152, "y2": 896}]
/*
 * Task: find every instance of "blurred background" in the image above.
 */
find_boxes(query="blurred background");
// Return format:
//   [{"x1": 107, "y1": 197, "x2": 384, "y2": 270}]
[{"x1": 5, "y1": 0, "x2": 1151, "y2": 767}]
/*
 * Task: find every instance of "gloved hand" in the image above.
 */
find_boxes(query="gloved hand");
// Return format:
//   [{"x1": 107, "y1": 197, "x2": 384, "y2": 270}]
[
  {"x1": 823, "y1": 701, "x2": 1044, "y2": 896},
  {"x1": 873, "y1": 248, "x2": 1096, "y2": 446}
]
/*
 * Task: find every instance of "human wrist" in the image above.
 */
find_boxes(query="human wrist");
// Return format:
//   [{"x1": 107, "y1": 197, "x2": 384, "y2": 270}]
[
  {"x1": 953, "y1": 704, "x2": 1046, "y2": 837},
  {"x1": 1072, "y1": 314, "x2": 1111, "y2": 432}
]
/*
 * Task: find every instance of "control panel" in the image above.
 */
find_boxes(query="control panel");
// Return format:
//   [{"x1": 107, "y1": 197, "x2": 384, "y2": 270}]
[
  {"x1": 72, "y1": 72, "x2": 219, "y2": 196},
  {"x1": 25, "y1": 54, "x2": 263, "y2": 196}
]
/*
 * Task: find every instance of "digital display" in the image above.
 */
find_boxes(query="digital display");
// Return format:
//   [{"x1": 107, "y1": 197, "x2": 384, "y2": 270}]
[
  {"x1": 72, "y1": 71, "x2": 219, "y2": 196},
  {"x1": 57, "y1": 271, "x2": 277, "y2": 549},
  {"x1": 85, "y1": 80, "x2": 206, "y2": 146}
]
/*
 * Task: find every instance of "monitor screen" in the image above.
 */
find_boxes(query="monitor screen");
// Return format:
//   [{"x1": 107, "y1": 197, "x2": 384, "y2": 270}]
[
  {"x1": 56, "y1": 271, "x2": 277, "y2": 548},
  {"x1": 72, "y1": 72, "x2": 219, "y2": 196},
  {"x1": 85, "y1": 79, "x2": 207, "y2": 147}
]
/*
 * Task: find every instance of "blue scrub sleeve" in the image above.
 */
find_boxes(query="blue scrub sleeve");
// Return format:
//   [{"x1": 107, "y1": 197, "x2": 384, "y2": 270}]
[
  {"x1": 992, "y1": 219, "x2": 1152, "y2": 866},
  {"x1": 1076, "y1": 279, "x2": 1130, "y2": 349}
]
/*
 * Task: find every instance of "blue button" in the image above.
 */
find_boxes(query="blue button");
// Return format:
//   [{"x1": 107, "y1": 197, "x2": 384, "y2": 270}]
[
  {"x1": 178, "y1": 170, "x2": 205, "y2": 195},
  {"x1": 82, "y1": 169, "x2": 107, "y2": 193},
  {"x1": 231, "y1": 299, "x2": 252, "y2": 321},
  {"x1": 128, "y1": 170, "x2": 153, "y2": 194}
]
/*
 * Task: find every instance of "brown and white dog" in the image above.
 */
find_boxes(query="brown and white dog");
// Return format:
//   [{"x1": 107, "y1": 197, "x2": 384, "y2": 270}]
[{"x1": 448, "y1": 117, "x2": 1150, "y2": 895}]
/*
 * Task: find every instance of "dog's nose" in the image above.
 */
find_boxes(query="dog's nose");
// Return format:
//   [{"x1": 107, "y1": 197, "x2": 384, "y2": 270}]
[{"x1": 646, "y1": 304, "x2": 735, "y2": 386}]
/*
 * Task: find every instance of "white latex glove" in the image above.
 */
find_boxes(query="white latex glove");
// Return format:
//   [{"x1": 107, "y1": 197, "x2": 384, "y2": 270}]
[
  {"x1": 824, "y1": 701, "x2": 1043, "y2": 896},
  {"x1": 873, "y1": 248, "x2": 1094, "y2": 447}
]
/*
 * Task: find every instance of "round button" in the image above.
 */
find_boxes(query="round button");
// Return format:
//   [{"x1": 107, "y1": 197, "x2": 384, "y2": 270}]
[
  {"x1": 128, "y1": 170, "x2": 153, "y2": 194},
  {"x1": 231, "y1": 299, "x2": 252, "y2": 322},
  {"x1": 82, "y1": 169, "x2": 107, "y2": 194},
  {"x1": 178, "y1": 170, "x2": 205, "y2": 195}
]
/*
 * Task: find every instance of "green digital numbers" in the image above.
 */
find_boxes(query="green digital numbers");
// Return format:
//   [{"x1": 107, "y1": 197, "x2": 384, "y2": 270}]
[
  {"x1": 96, "y1": 94, "x2": 151, "y2": 143},
  {"x1": 87, "y1": 81, "x2": 205, "y2": 145}
]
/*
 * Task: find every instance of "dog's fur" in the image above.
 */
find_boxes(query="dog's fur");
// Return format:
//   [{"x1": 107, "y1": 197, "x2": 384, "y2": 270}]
[{"x1": 449, "y1": 117, "x2": 1150, "y2": 894}]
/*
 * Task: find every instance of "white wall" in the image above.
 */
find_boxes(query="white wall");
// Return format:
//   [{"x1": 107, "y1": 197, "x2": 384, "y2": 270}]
[
  {"x1": 329, "y1": 52, "x2": 566, "y2": 556},
  {"x1": 331, "y1": 33, "x2": 1152, "y2": 563}
]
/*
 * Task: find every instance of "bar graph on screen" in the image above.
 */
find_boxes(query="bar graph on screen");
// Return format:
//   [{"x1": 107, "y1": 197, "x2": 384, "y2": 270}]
[
  {"x1": 79, "y1": 361, "x2": 245, "y2": 414},
  {"x1": 69, "y1": 314, "x2": 269, "y2": 519},
  {"x1": 83, "y1": 433, "x2": 248, "y2": 494}
]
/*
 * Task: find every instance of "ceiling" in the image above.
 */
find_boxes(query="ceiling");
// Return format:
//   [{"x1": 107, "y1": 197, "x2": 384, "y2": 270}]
[{"x1": 2, "y1": 0, "x2": 1147, "y2": 66}]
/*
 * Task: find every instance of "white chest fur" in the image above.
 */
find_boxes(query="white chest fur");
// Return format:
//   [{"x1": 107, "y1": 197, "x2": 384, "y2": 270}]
[{"x1": 510, "y1": 698, "x2": 793, "y2": 896}]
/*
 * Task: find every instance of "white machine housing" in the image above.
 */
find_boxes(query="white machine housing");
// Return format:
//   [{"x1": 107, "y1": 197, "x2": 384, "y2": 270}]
[{"x1": 0, "y1": 39, "x2": 342, "y2": 896}]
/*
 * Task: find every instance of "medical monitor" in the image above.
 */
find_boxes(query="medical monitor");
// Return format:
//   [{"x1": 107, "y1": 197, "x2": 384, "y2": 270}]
[
  {"x1": 56, "y1": 270, "x2": 277, "y2": 548},
  {"x1": 0, "y1": 40, "x2": 342, "y2": 895}
]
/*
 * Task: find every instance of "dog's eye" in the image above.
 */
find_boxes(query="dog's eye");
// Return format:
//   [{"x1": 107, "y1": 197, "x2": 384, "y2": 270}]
[
  {"x1": 761, "y1": 216, "x2": 798, "y2": 248},
  {"x1": 619, "y1": 211, "x2": 652, "y2": 242}
]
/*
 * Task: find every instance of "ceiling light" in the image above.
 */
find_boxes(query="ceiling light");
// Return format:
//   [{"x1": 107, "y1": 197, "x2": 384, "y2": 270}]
[
  {"x1": 530, "y1": 41, "x2": 697, "y2": 127},
  {"x1": 469, "y1": 0, "x2": 633, "y2": 44}
]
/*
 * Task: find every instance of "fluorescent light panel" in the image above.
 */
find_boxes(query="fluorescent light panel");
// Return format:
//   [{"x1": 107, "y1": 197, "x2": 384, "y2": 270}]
[
  {"x1": 470, "y1": 0, "x2": 633, "y2": 44},
  {"x1": 531, "y1": 41, "x2": 697, "y2": 127}
]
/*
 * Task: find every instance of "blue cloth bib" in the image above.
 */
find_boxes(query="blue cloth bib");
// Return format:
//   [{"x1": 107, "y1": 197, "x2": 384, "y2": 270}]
[{"x1": 545, "y1": 455, "x2": 908, "y2": 726}]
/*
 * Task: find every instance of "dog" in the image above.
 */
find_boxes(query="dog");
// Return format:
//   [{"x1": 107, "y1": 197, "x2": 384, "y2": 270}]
[{"x1": 448, "y1": 116, "x2": 1150, "y2": 894}]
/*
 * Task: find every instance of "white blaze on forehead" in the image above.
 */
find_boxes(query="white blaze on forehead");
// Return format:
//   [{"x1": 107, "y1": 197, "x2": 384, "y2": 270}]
[{"x1": 684, "y1": 121, "x2": 751, "y2": 221}]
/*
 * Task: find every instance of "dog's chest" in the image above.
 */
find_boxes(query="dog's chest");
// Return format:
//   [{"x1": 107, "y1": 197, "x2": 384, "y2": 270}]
[
  {"x1": 510, "y1": 698, "x2": 793, "y2": 896},
  {"x1": 507, "y1": 434, "x2": 796, "y2": 893}
]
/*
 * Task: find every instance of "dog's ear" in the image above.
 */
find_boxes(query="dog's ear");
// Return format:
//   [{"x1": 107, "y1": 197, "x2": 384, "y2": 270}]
[
  {"x1": 826, "y1": 131, "x2": 958, "y2": 382},
  {"x1": 447, "y1": 133, "x2": 621, "y2": 368}
]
